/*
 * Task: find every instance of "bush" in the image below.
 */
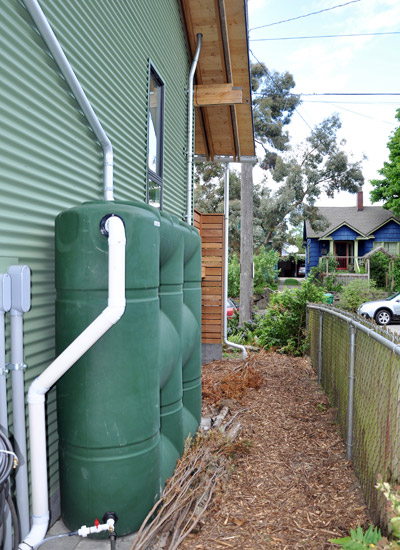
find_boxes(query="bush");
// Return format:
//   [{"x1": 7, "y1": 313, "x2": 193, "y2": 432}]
[
  {"x1": 370, "y1": 250, "x2": 389, "y2": 288},
  {"x1": 391, "y1": 257, "x2": 400, "y2": 292},
  {"x1": 323, "y1": 274, "x2": 342, "y2": 292},
  {"x1": 228, "y1": 249, "x2": 279, "y2": 298},
  {"x1": 254, "y1": 278, "x2": 326, "y2": 356},
  {"x1": 337, "y1": 279, "x2": 386, "y2": 312},
  {"x1": 228, "y1": 253, "x2": 240, "y2": 297},
  {"x1": 253, "y1": 249, "x2": 279, "y2": 294}
]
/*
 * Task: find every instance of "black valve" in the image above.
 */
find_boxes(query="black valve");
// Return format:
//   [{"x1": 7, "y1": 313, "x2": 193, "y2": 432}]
[{"x1": 102, "y1": 511, "x2": 118, "y2": 550}]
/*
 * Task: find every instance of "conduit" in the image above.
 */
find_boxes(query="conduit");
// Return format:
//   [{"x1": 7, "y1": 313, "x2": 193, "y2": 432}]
[
  {"x1": 8, "y1": 266, "x2": 31, "y2": 541},
  {"x1": 22, "y1": 0, "x2": 114, "y2": 201},
  {"x1": 186, "y1": 33, "x2": 202, "y2": 225},
  {"x1": 223, "y1": 163, "x2": 248, "y2": 359},
  {"x1": 0, "y1": 274, "x2": 12, "y2": 550},
  {"x1": 18, "y1": 216, "x2": 126, "y2": 550}
]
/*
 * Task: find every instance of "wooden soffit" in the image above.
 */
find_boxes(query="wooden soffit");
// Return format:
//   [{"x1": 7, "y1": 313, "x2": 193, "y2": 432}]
[{"x1": 179, "y1": 0, "x2": 255, "y2": 161}]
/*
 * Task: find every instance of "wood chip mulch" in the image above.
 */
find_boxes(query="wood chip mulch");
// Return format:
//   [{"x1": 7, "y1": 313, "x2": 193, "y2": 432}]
[{"x1": 179, "y1": 351, "x2": 370, "y2": 550}]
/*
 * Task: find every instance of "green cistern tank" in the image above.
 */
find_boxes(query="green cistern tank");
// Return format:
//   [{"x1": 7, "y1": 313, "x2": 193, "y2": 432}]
[{"x1": 55, "y1": 201, "x2": 201, "y2": 535}]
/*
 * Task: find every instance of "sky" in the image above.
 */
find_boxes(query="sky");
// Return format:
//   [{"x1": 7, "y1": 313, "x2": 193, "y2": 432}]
[{"x1": 246, "y1": 0, "x2": 400, "y2": 207}]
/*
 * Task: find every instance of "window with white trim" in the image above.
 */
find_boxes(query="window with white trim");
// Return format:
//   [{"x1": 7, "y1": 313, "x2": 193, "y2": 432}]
[{"x1": 147, "y1": 67, "x2": 164, "y2": 209}]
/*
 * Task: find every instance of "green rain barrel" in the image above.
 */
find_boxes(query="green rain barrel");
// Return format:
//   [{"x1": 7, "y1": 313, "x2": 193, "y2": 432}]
[
  {"x1": 159, "y1": 213, "x2": 184, "y2": 482},
  {"x1": 55, "y1": 201, "x2": 161, "y2": 535},
  {"x1": 179, "y1": 221, "x2": 202, "y2": 437}
]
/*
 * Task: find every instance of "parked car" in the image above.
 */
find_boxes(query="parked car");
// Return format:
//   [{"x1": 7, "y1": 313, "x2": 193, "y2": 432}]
[
  {"x1": 298, "y1": 266, "x2": 306, "y2": 277},
  {"x1": 227, "y1": 298, "x2": 239, "y2": 318},
  {"x1": 357, "y1": 292, "x2": 400, "y2": 325}
]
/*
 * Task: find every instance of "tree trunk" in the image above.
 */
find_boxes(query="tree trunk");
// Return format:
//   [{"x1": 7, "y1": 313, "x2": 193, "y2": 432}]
[{"x1": 239, "y1": 162, "x2": 254, "y2": 326}]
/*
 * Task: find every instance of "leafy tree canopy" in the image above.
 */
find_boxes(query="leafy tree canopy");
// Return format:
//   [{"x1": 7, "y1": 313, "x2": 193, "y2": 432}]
[
  {"x1": 194, "y1": 114, "x2": 364, "y2": 251},
  {"x1": 251, "y1": 63, "x2": 301, "y2": 169},
  {"x1": 370, "y1": 109, "x2": 400, "y2": 214},
  {"x1": 260, "y1": 114, "x2": 364, "y2": 249}
]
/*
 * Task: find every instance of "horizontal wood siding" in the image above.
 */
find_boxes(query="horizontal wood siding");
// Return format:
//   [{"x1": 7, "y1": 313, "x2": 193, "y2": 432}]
[
  {"x1": 330, "y1": 226, "x2": 360, "y2": 240},
  {"x1": 308, "y1": 238, "x2": 320, "y2": 269},
  {"x1": 373, "y1": 221, "x2": 400, "y2": 241},
  {"x1": 194, "y1": 210, "x2": 224, "y2": 344}
]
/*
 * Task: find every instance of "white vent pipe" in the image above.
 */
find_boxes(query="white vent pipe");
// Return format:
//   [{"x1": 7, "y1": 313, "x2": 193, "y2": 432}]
[
  {"x1": 223, "y1": 163, "x2": 247, "y2": 359},
  {"x1": 18, "y1": 216, "x2": 126, "y2": 550},
  {"x1": 186, "y1": 33, "x2": 202, "y2": 225},
  {"x1": 22, "y1": 0, "x2": 114, "y2": 201}
]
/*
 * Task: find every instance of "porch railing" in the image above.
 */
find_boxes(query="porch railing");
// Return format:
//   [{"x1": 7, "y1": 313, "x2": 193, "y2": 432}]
[{"x1": 320, "y1": 255, "x2": 370, "y2": 278}]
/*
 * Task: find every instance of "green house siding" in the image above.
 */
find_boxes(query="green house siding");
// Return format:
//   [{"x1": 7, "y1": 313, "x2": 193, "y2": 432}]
[{"x1": 1, "y1": 0, "x2": 190, "y2": 514}]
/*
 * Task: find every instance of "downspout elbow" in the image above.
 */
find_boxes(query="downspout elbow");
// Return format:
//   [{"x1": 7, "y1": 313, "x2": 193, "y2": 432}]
[
  {"x1": 18, "y1": 513, "x2": 49, "y2": 550},
  {"x1": 104, "y1": 304, "x2": 126, "y2": 325}
]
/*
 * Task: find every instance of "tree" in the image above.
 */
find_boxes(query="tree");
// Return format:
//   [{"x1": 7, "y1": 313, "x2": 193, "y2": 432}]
[
  {"x1": 251, "y1": 63, "x2": 301, "y2": 169},
  {"x1": 370, "y1": 109, "x2": 400, "y2": 214},
  {"x1": 257, "y1": 114, "x2": 364, "y2": 249}
]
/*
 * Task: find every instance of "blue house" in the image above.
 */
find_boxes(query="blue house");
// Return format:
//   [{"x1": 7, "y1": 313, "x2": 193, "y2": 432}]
[{"x1": 304, "y1": 191, "x2": 400, "y2": 274}]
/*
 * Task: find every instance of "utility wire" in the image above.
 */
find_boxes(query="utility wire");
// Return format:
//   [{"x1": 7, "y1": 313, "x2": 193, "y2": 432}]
[
  {"x1": 250, "y1": 0, "x2": 361, "y2": 31},
  {"x1": 251, "y1": 30, "x2": 400, "y2": 41},
  {"x1": 253, "y1": 92, "x2": 400, "y2": 97}
]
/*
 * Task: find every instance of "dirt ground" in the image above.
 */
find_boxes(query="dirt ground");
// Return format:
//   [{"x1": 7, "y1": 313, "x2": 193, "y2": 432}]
[{"x1": 179, "y1": 351, "x2": 370, "y2": 550}]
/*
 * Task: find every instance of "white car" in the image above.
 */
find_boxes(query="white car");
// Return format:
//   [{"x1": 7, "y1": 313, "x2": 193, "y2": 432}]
[{"x1": 357, "y1": 292, "x2": 400, "y2": 325}]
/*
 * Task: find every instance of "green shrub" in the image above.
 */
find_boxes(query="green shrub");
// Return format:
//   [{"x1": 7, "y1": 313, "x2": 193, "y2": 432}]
[
  {"x1": 228, "y1": 253, "x2": 240, "y2": 297},
  {"x1": 228, "y1": 249, "x2": 279, "y2": 298},
  {"x1": 253, "y1": 249, "x2": 279, "y2": 294},
  {"x1": 323, "y1": 274, "x2": 342, "y2": 292},
  {"x1": 337, "y1": 279, "x2": 386, "y2": 312},
  {"x1": 370, "y1": 250, "x2": 389, "y2": 288},
  {"x1": 390, "y1": 258, "x2": 400, "y2": 292},
  {"x1": 254, "y1": 278, "x2": 325, "y2": 356}
]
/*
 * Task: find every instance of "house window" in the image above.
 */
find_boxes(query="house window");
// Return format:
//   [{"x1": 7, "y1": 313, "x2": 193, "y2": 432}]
[
  {"x1": 374, "y1": 241, "x2": 399, "y2": 255},
  {"x1": 147, "y1": 67, "x2": 164, "y2": 209}
]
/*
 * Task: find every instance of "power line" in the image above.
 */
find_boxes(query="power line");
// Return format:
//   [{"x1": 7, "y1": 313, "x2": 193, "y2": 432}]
[
  {"x1": 302, "y1": 93, "x2": 400, "y2": 96},
  {"x1": 251, "y1": 31, "x2": 400, "y2": 41},
  {"x1": 310, "y1": 102, "x2": 395, "y2": 125},
  {"x1": 250, "y1": 0, "x2": 361, "y2": 32},
  {"x1": 253, "y1": 92, "x2": 400, "y2": 97}
]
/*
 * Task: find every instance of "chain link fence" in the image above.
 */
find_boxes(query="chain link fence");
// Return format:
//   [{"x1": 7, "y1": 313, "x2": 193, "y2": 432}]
[{"x1": 308, "y1": 305, "x2": 400, "y2": 524}]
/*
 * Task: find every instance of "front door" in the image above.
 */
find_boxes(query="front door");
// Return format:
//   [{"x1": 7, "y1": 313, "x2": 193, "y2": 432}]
[{"x1": 335, "y1": 241, "x2": 348, "y2": 269}]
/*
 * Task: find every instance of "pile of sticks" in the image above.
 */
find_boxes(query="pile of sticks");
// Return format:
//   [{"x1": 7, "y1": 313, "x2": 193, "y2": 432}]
[{"x1": 131, "y1": 409, "x2": 242, "y2": 550}]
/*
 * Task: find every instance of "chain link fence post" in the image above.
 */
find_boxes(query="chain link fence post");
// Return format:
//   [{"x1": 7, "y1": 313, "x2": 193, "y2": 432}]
[
  {"x1": 346, "y1": 323, "x2": 356, "y2": 460},
  {"x1": 318, "y1": 310, "x2": 323, "y2": 384}
]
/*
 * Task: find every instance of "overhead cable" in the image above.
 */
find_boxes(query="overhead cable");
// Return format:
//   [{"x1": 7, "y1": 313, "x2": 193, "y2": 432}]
[
  {"x1": 251, "y1": 31, "x2": 400, "y2": 41},
  {"x1": 250, "y1": 0, "x2": 361, "y2": 31}
]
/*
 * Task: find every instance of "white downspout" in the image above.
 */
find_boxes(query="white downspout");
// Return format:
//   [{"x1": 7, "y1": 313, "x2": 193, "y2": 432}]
[
  {"x1": 186, "y1": 33, "x2": 202, "y2": 225},
  {"x1": 223, "y1": 163, "x2": 248, "y2": 359},
  {"x1": 22, "y1": 0, "x2": 114, "y2": 201},
  {"x1": 18, "y1": 216, "x2": 126, "y2": 550}
]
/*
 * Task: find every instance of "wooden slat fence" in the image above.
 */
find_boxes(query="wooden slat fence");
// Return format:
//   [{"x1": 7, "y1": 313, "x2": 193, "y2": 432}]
[{"x1": 194, "y1": 209, "x2": 224, "y2": 344}]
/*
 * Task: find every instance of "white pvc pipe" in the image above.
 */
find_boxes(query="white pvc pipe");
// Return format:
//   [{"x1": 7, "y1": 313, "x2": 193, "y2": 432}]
[
  {"x1": 22, "y1": 0, "x2": 114, "y2": 201},
  {"x1": 223, "y1": 163, "x2": 248, "y2": 359},
  {"x1": 186, "y1": 33, "x2": 202, "y2": 225},
  {"x1": 18, "y1": 216, "x2": 126, "y2": 550}
]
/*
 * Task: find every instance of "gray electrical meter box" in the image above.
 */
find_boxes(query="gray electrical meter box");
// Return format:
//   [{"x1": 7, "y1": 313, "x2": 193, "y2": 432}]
[
  {"x1": 0, "y1": 274, "x2": 11, "y2": 312},
  {"x1": 8, "y1": 265, "x2": 31, "y2": 314}
]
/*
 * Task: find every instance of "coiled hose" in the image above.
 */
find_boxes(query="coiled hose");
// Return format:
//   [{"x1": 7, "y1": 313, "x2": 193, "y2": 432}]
[{"x1": 0, "y1": 430, "x2": 19, "y2": 550}]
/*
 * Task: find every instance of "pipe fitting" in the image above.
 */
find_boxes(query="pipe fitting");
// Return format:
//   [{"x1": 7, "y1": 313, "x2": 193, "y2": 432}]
[
  {"x1": 18, "y1": 512, "x2": 49, "y2": 550},
  {"x1": 27, "y1": 379, "x2": 48, "y2": 404}
]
